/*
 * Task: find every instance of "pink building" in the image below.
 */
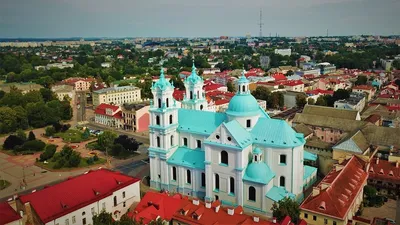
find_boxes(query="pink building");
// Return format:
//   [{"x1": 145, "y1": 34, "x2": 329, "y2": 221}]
[
  {"x1": 121, "y1": 103, "x2": 150, "y2": 132},
  {"x1": 62, "y1": 77, "x2": 96, "y2": 91}
]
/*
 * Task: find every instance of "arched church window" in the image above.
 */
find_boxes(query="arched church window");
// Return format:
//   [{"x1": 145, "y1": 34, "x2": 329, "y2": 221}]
[
  {"x1": 156, "y1": 115, "x2": 160, "y2": 125},
  {"x1": 221, "y1": 151, "x2": 228, "y2": 165},
  {"x1": 158, "y1": 98, "x2": 161, "y2": 108},
  {"x1": 170, "y1": 135, "x2": 174, "y2": 146},
  {"x1": 190, "y1": 91, "x2": 193, "y2": 100},
  {"x1": 200, "y1": 105, "x2": 203, "y2": 110},
  {"x1": 215, "y1": 174, "x2": 220, "y2": 190},
  {"x1": 242, "y1": 85, "x2": 245, "y2": 92},
  {"x1": 186, "y1": 170, "x2": 191, "y2": 184},
  {"x1": 280, "y1": 176, "x2": 285, "y2": 187},
  {"x1": 172, "y1": 166, "x2": 177, "y2": 180},
  {"x1": 169, "y1": 115, "x2": 173, "y2": 124},
  {"x1": 166, "y1": 98, "x2": 169, "y2": 107},
  {"x1": 156, "y1": 136, "x2": 160, "y2": 148},
  {"x1": 249, "y1": 186, "x2": 256, "y2": 201}
]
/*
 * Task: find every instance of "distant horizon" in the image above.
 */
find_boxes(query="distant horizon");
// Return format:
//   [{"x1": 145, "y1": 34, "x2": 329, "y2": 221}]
[{"x1": 1, "y1": 0, "x2": 399, "y2": 38}]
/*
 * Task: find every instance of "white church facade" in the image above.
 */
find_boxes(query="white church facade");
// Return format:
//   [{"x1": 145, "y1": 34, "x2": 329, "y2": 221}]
[{"x1": 148, "y1": 64, "x2": 317, "y2": 216}]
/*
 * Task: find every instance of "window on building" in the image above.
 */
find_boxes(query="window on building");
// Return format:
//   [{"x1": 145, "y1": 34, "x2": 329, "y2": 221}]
[
  {"x1": 215, "y1": 195, "x2": 219, "y2": 200},
  {"x1": 280, "y1": 176, "x2": 285, "y2": 187},
  {"x1": 172, "y1": 167, "x2": 177, "y2": 180},
  {"x1": 82, "y1": 218, "x2": 87, "y2": 225},
  {"x1": 221, "y1": 151, "x2": 228, "y2": 165},
  {"x1": 183, "y1": 138, "x2": 188, "y2": 146},
  {"x1": 156, "y1": 136, "x2": 161, "y2": 148},
  {"x1": 166, "y1": 98, "x2": 169, "y2": 107},
  {"x1": 91, "y1": 207, "x2": 95, "y2": 215},
  {"x1": 255, "y1": 155, "x2": 258, "y2": 162},
  {"x1": 216, "y1": 135, "x2": 220, "y2": 139},
  {"x1": 169, "y1": 115, "x2": 173, "y2": 124},
  {"x1": 313, "y1": 215, "x2": 317, "y2": 221},
  {"x1": 324, "y1": 218, "x2": 328, "y2": 224},
  {"x1": 123, "y1": 202, "x2": 126, "y2": 207},
  {"x1": 242, "y1": 85, "x2": 245, "y2": 92},
  {"x1": 215, "y1": 174, "x2": 220, "y2": 190},
  {"x1": 304, "y1": 213, "x2": 308, "y2": 219},
  {"x1": 72, "y1": 216, "x2": 76, "y2": 224},
  {"x1": 201, "y1": 173, "x2": 206, "y2": 187},
  {"x1": 200, "y1": 105, "x2": 203, "y2": 110},
  {"x1": 246, "y1": 119, "x2": 251, "y2": 128},
  {"x1": 82, "y1": 212, "x2": 85, "y2": 216},
  {"x1": 122, "y1": 191, "x2": 125, "y2": 198},
  {"x1": 170, "y1": 135, "x2": 174, "y2": 147},
  {"x1": 280, "y1": 155, "x2": 286, "y2": 164},
  {"x1": 190, "y1": 91, "x2": 193, "y2": 100},
  {"x1": 227, "y1": 136, "x2": 232, "y2": 141},
  {"x1": 186, "y1": 170, "x2": 191, "y2": 184},
  {"x1": 114, "y1": 196, "x2": 117, "y2": 207},
  {"x1": 66, "y1": 219, "x2": 69, "y2": 225},
  {"x1": 333, "y1": 221, "x2": 337, "y2": 225},
  {"x1": 249, "y1": 186, "x2": 256, "y2": 201},
  {"x1": 230, "y1": 177, "x2": 235, "y2": 194},
  {"x1": 156, "y1": 115, "x2": 160, "y2": 125},
  {"x1": 158, "y1": 98, "x2": 161, "y2": 108},
  {"x1": 102, "y1": 202, "x2": 106, "y2": 210},
  {"x1": 197, "y1": 140, "x2": 201, "y2": 148}
]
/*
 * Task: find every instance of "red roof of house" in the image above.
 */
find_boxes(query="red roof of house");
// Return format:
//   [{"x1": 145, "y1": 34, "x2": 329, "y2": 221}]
[
  {"x1": 365, "y1": 114, "x2": 381, "y2": 124},
  {"x1": 214, "y1": 99, "x2": 230, "y2": 105},
  {"x1": 305, "y1": 89, "x2": 334, "y2": 96},
  {"x1": 19, "y1": 169, "x2": 140, "y2": 223},
  {"x1": 63, "y1": 77, "x2": 95, "y2": 84},
  {"x1": 130, "y1": 192, "x2": 283, "y2": 225},
  {"x1": 353, "y1": 85, "x2": 375, "y2": 91},
  {"x1": 272, "y1": 73, "x2": 287, "y2": 81},
  {"x1": 277, "y1": 80, "x2": 304, "y2": 87},
  {"x1": 368, "y1": 158, "x2": 400, "y2": 184},
  {"x1": 94, "y1": 103, "x2": 122, "y2": 118},
  {"x1": 300, "y1": 156, "x2": 368, "y2": 220},
  {"x1": 173, "y1": 89, "x2": 185, "y2": 101},
  {"x1": 0, "y1": 202, "x2": 21, "y2": 224},
  {"x1": 204, "y1": 83, "x2": 224, "y2": 92},
  {"x1": 303, "y1": 74, "x2": 316, "y2": 79},
  {"x1": 180, "y1": 71, "x2": 191, "y2": 76}
]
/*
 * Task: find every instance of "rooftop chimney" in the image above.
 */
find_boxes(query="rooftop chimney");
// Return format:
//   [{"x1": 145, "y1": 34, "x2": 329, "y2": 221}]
[
  {"x1": 215, "y1": 205, "x2": 220, "y2": 213},
  {"x1": 227, "y1": 208, "x2": 234, "y2": 215},
  {"x1": 205, "y1": 201, "x2": 211, "y2": 209},
  {"x1": 376, "y1": 158, "x2": 379, "y2": 164},
  {"x1": 192, "y1": 198, "x2": 199, "y2": 206},
  {"x1": 320, "y1": 182, "x2": 330, "y2": 190},
  {"x1": 272, "y1": 217, "x2": 277, "y2": 224},
  {"x1": 396, "y1": 161, "x2": 399, "y2": 168},
  {"x1": 253, "y1": 216, "x2": 260, "y2": 223},
  {"x1": 312, "y1": 187, "x2": 320, "y2": 197}
]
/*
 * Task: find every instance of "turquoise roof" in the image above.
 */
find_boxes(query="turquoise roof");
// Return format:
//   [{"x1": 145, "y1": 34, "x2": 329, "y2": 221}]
[
  {"x1": 266, "y1": 186, "x2": 295, "y2": 202},
  {"x1": 251, "y1": 118, "x2": 305, "y2": 148},
  {"x1": 372, "y1": 81, "x2": 381, "y2": 87},
  {"x1": 304, "y1": 151, "x2": 317, "y2": 161},
  {"x1": 152, "y1": 68, "x2": 173, "y2": 91},
  {"x1": 252, "y1": 147, "x2": 262, "y2": 154},
  {"x1": 167, "y1": 147, "x2": 205, "y2": 169},
  {"x1": 226, "y1": 94, "x2": 260, "y2": 117},
  {"x1": 333, "y1": 137, "x2": 364, "y2": 153},
  {"x1": 243, "y1": 162, "x2": 275, "y2": 184},
  {"x1": 185, "y1": 62, "x2": 203, "y2": 84},
  {"x1": 178, "y1": 109, "x2": 226, "y2": 135},
  {"x1": 303, "y1": 165, "x2": 317, "y2": 181},
  {"x1": 223, "y1": 120, "x2": 252, "y2": 148}
]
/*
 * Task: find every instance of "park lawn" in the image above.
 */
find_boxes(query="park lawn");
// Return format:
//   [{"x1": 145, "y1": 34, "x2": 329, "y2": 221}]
[
  {"x1": 37, "y1": 155, "x2": 106, "y2": 170},
  {"x1": 55, "y1": 129, "x2": 93, "y2": 143},
  {"x1": 86, "y1": 141, "x2": 102, "y2": 150},
  {"x1": 0, "y1": 180, "x2": 11, "y2": 190}
]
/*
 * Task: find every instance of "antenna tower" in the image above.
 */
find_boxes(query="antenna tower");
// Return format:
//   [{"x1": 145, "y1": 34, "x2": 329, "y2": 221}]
[{"x1": 258, "y1": 9, "x2": 264, "y2": 37}]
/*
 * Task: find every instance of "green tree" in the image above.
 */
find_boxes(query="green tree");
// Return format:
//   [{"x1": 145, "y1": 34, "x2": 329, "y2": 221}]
[
  {"x1": 295, "y1": 94, "x2": 308, "y2": 108},
  {"x1": 315, "y1": 96, "x2": 327, "y2": 106},
  {"x1": 82, "y1": 128, "x2": 90, "y2": 140},
  {"x1": 16, "y1": 129, "x2": 27, "y2": 142},
  {"x1": 393, "y1": 59, "x2": 400, "y2": 69},
  {"x1": 24, "y1": 90, "x2": 44, "y2": 104},
  {"x1": 0, "y1": 107, "x2": 17, "y2": 133},
  {"x1": 45, "y1": 126, "x2": 56, "y2": 137},
  {"x1": 355, "y1": 75, "x2": 368, "y2": 85},
  {"x1": 68, "y1": 151, "x2": 81, "y2": 167},
  {"x1": 271, "y1": 197, "x2": 300, "y2": 224},
  {"x1": 307, "y1": 98, "x2": 315, "y2": 105},
  {"x1": 92, "y1": 211, "x2": 114, "y2": 225},
  {"x1": 28, "y1": 131, "x2": 36, "y2": 141},
  {"x1": 111, "y1": 143, "x2": 124, "y2": 156},
  {"x1": 40, "y1": 88, "x2": 57, "y2": 102},
  {"x1": 14, "y1": 106, "x2": 29, "y2": 130},
  {"x1": 227, "y1": 81, "x2": 235, "y2": 93},
  {"x1": 98, "y1": 130, "x2": 118, "y2": 156},
  {"x1": 286, "y1": 70, "x2": 294, "y2": 76},
  {"x1": 269, "y1": 92, "x2": 284, "y2": 109},
  {"x1": 39, "y1": 145, "x2": 57, "y2": 161},
  {"x1": 252, "y1": 86, "x2": 270, "y2": 101},
  {"x1": 333, "y1": 89, "x2": 350, "y2": 101},
  {"x1": 3, "y1": 135, "x2": 25, "y2": 150}
]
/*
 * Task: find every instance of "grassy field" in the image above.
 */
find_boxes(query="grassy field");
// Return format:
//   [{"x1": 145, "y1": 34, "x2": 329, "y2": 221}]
[
  {"x1": 0, "y1": 180, "x2": 11, "y2": 190},
  {"x1": 55, "y1": 129, "x2": 93, "y2": 143}
]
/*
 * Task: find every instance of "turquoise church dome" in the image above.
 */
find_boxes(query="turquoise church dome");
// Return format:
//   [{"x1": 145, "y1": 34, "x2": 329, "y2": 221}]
[
  {"x1": 226, "y1": 94, "x2": 260, "y2": 116},
  {"x1": 243, "y1": 162, "x2": 275, "y2": 185}
]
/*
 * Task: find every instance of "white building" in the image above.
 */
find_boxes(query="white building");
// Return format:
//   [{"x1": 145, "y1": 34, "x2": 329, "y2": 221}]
[
  {"x1": 94, "y1": 104, "x2": 124, "y2": 128},
  {"x1": 274, "y1": 49, "x2": 292, "y2": 56},
  {"x1": 148, "y1": 65, "x2": 317, "y2": 217},
  {"x1": 17, "y1": 169, "x2": 140, "y2": 225},
  {"x1": 92, "y1": 86, "x2": 141, "y2": 107},
  {"x1": 51, "y1": 84, "x2": 75, "y2": 101},
  {"x1": 334, "y1": 92, "x2": 366, "y2": 112}
]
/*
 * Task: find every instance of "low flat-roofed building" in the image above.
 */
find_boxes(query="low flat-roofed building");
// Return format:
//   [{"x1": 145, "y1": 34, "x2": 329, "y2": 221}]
[
  {"x1": 334, "y1": 92, "x2": 366, "y2": 112},
  {"x1": 17, "y1": 169, "x2": 140, "y2": 225},
  {"x1": 92, "y1": 86, "x2": 141, "y2": 107},
  {"x1": 0, "y1": 82, "x2": 43, "y2": 94},
  {"x1": 51, "y1": 84, "x2": 75, "y2": 101}
]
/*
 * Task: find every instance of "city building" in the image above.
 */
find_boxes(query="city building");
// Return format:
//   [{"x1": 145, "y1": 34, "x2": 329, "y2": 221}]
[
  {"x1": 129, "y1": 191, "x2": 297, "y2": 225},
  {"x1": 92, "y1": 86, "x2": 141, "y2": 108},
  {"x1": 17, "y1": 169, "x2": 140, "y2": 225},
  {"x1": 300, "y1": 156, "x2": 368, "y2": 225},
  {"x1": 51, "y1": 84, "x2": 75, "y2": 101},
  {"x1": 0, "y1": 82, "x2": 43, "y2": 94},
  {"x1": 148, "y1": 65, "x2": 317, "y2": 216},
  {"x1": 0, "y1": 202, "x2": 23, "y2": 225},
  {"x1": 94, "y1": 103, "x2": 123, "y2": 128},
  {"x1": 352, "y1": 85, "x2": 376, "y2": 101},
  {"x1": 274, "y1": 49, "x2": 292, "y2": 56},
  {"x1": 334, "y1": 92, "x2": 366, "y2": 112},
  {"x1": 318, "y1": 63, "x2": 336, "y2": 75},
  {"x1": 121, "y1": 102, "x2": 150, "y2": 132},
  {"x1": 367, "y1": 158, "x2": 400, "y2": 197},
  {"x1": 61, "y1": 77, "x2": 95, "y2": 91}
]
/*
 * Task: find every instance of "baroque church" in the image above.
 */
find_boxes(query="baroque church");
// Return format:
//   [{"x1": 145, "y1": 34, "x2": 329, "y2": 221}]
[{"x1": 148, "y1": 64, "x2": 317, "y2": 216}]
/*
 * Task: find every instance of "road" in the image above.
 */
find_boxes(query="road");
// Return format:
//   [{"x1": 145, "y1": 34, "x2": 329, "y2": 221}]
[{"x1": 86, "y1": 123, "x2": 150, "y2": 145}]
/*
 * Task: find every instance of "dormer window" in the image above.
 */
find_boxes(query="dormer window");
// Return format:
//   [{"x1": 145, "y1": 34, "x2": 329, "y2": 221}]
[{"x1": 319, "y1": 201, "x2": 326, "y2": 210}]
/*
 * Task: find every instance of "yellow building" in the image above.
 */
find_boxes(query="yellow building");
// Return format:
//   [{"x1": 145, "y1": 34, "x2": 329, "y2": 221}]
[{"x1": 300, "y1": 156, "x2": 368, "y2": 225}]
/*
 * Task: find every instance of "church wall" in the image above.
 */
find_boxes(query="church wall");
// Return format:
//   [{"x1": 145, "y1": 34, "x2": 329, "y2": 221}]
[
  {"x1": 243, "y1": 183, "x2": 263, "y2": 211},
  {"x1": 265, "y1": 147, "x2": 293, "y2": 191}
]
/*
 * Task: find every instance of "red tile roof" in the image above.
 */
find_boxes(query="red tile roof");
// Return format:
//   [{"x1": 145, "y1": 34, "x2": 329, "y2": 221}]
[
  {"x1": 19, "y1": 169, "x2": 140, "y2": 223},
  {"x1": 300, "y1": 156, "x2": 368, "y2": 220},
  {"x1": 305, "y1": 89, "x2": 334, "y2": 96},
  {"x1": 173, "y1": 89, "x2": 185, "y2": 101},
  {"x1": 204, "y1": 83, "x2": 224, "y2": 92},
  {"x1": 63, "y1": 77, "x2": 95, "y2": 84},
  {"x1": 94, "y1": 103, "x2": 122, "y2": 118},
  {"x1": 353, "y1": 85, "x2": 375, "y2": 91},
  {"x1": 130, "y1": 192, "x2": 283, "y2": 225},
  {"x1": 365, "y1": 114, "x2": 381, "y2": 124},
  {"x1": 368, "y1": 158, "x2": 400, "y2": 184},
  {"x1": 272, "y1": 73, "x2": 287, "y2": 81},
  {"x1": 0, "y1": 202, "x2": 21, "y2": 224}
]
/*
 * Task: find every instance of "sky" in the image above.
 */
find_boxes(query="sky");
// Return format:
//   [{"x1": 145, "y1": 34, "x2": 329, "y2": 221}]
[{"x1": 0, "y1": 0, "x2": 399, "y2": 38}]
